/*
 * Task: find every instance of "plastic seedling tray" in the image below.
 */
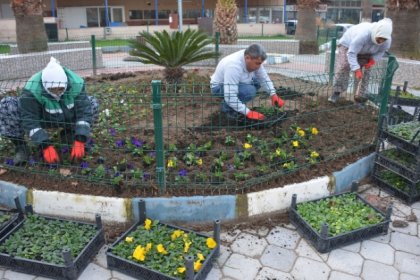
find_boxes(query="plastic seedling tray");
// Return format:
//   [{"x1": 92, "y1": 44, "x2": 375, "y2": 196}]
[
  {"x1": 376, "y1": 151, "x2": 418, "y2": 182},
  {"x1": 0, "y1": 197, "x2": 24, "y2": 240},
  {"x1": 381, "y1": 130, "x2": 419, "y2": 155},
  {"x1": 107, "y1": 200, "x2": 220, "y2": 280},
  {"x1": 289, "y1": 190, "x2": 392, "y2": 253},
  {"x1": 388, "y1": 96, "x2": 420, "y2": 107},
  {"x1": 0, "y1": 206, "x2": 105, "y2": 280}
]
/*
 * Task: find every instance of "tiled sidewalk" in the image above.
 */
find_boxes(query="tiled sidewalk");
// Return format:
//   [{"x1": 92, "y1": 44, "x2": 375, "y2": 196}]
[{"x1": 1, "y1": 185, "x2": 419, "y2": 280}]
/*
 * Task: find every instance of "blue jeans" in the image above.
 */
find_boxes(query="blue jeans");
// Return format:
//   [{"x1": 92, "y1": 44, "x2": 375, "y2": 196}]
[{"x1": 211, "y1": 81, "x2": 260, "y2": 113}]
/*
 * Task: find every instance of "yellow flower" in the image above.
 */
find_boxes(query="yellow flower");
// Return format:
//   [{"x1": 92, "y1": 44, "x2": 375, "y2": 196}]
[
  {"x1": 298, "y1": 129, "x2": 305, "y2": 137},
  {"x1": 243, "y1": 143, "x2": 252, "y2": 149},
  {"x1": 144, "y1": 218, "x2": 152, "y2": 230},
  {"x1": 167, "y1": 159, "x2": 175, "y2": 168},
  {"x1": 310, "y1": 151, "x2": 319, "y2": 159},
  {"x1": 177, "y1": 267, "x2": 186, "y2": 273},
  {"x1": 197, "y1": 253, "x2": 205, "y2": 261},
  {"x1": 171, "y1": 229, "x2": 184, "y2": 241},
  {"x1": 125, "y1": 236, "x2": 134, "y2": 243},
  {"x1": 145, "y1": 243, "x2": 152, "y2": 252},
  {"x1": 184, "y1": 240, "x2": 192, "y2": 253},
  {"x1": 275, "y1": 148, "x2": 282, "y2": 156},
  {"x1": 132, "y1": 245, "x2": 146, "y2": 261},
  {"x1": 206, "y1": 237, "x2": 217, "y2": 249},
  {"x1": 194, "y1": 260, "x2": 202, "y2": 272},
  {"x1": 311, "y1": 127, "x2": 319, "y2": 135},
  {"x1": 292, "y1": 140, "x2": 299, "y2": 148},
  {"x1": 196, "y1": 158, "x2": 203, "y2": 166},
  {"x1": 157, "y1": 244, "x2": 168, "y2": 255}
]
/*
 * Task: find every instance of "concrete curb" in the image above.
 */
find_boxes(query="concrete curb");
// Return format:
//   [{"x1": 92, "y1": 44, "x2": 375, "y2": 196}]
[{"x1": 0, "y1": 153, "x2": 375, "y2": 223}]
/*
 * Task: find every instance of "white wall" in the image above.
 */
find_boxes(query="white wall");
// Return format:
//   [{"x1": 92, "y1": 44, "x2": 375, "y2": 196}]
[{"x1": 58, "y1": 7, "x2": 87, "y2": 29}]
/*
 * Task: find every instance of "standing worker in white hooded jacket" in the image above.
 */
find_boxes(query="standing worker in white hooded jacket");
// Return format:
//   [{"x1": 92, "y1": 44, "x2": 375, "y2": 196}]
[{"x1": 329, "y1": 18, "x2": 393, "y2": 104}]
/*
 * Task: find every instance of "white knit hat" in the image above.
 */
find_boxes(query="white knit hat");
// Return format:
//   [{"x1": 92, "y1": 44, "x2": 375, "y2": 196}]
[
  {"x1": 371, "y1": 18, "x2": 393, "y2": 45},
  {"x1": 41, "y1": 57, "x2": 68, "y2": 94}
]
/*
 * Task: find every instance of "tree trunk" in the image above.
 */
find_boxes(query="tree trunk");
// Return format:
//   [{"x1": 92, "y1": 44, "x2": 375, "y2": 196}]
[
  {"x1": 386, "y1": 9, "x2": 420, "y2": 59},
  {"x1": 361, "y1": 0, "x2": 372, "y2": 22},
  {"x1": 296, "y1": 6, "x2": 318, "y2": 54},
  {"x1": 11, "y1": 0, "x2": 48, "y2": 53},
  {"x1": 213, "y1": 0, "x2": 238, "y2": 45}
]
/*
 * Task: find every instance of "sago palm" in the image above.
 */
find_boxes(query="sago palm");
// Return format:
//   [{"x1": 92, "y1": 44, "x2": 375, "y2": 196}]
[
  {"x1": 129, "y1": 29, "x2": 218, "y2": 84},
  {"x1": 213, "y1": 0, "x2": 238, "y2": 44}
]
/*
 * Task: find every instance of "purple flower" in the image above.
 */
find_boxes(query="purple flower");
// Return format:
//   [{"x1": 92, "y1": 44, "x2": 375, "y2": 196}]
[
  {"x1": 80, "y1": 162, "x2": 89, "y2": 169},
  {"x1": 227, "y1": 164, "x2": 235, "y2": 171},
  {"x1": 148, "y1": 151, "x2": 156, "y2": 158},
  {"x1": 131, "y1": 137, "x2": 144, "y2": 148},
  {"x1": 143, "y1": 172, "x2": 151, "y2": 181},
  {"x1": 114, "y1": 172, "x2": 121, "y2": 177},
  {"x1": 126, "y1": 163, "x2": 134, "y2": 170},
  {"x1": 178, "y1": 169, "x2": 188, "y2": 177},
  {"x1": 28, "y1": 158, "x2": 36, "y2": 166},
  {"x1": 61, "y1": 147, "x2": 69, "y2": 154},
  {"x1": 115, "y1": 139, "x2": 125, "y2": 148},
  {"x1": 109, "y1": 128, "x2": 116, "y2": 137},
  {"x1": 5, "y1": 159, "x2": 14, "y2": 166},
  {"x1": 97, "y1": 157, "x2": 105, "y2": 164}
]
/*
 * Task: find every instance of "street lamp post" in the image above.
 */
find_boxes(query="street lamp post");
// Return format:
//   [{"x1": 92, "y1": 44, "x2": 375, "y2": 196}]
[{"x1": 178, "y1": 0, "x2": 183, "y2": 32}]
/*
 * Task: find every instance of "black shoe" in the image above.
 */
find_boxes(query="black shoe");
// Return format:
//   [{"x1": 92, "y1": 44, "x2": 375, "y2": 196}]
[{"x1": 328, "y1": 92, "x2": 340, "y2": 103}]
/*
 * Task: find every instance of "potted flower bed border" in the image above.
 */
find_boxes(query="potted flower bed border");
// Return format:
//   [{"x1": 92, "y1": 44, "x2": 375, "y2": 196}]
[
  {"x1": 106, "y1": 200, "x2": 220, "y2": 280},
  {"x1": 289, "y1": 188, "x2": 392, "y2": 253},
  {"x1": 0, "y1": 206, "x2": 105, "y2": 280},
  {"x1": 0, "y1": 197, "x2": 24, "y2": 240}
]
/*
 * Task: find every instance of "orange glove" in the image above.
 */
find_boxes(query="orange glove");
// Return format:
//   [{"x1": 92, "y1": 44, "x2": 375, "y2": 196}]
[
  {"x1": 43, "y1": 146, "x2": 59, "y2": 164},
  {"x1": 70, "y1": 140, "x2": 85, "y2": 161},
  {"x1": 364, "y1": 58, "x2": 375, "y2": 70},
  {"x1": 271, "y1": 94, "x2": 285, "y2": 108},
  {"x1": 355, "y1": 69, "x2": 363, "y2": 80},
  {"x1": 246, "y1": 111, "x2": 265, "y2": 120}
]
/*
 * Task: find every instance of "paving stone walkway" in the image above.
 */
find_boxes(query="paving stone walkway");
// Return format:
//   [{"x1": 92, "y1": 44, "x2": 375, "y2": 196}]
[{"x1": 1, "y1": 185, "x2": 419, "y2": 280}]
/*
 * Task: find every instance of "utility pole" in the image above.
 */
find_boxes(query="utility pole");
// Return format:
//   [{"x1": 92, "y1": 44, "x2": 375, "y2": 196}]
[{"x1": 178, "y1": 0, "x2": 183, "y2": 31}]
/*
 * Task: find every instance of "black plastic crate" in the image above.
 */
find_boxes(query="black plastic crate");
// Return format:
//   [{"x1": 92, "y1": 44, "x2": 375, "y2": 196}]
[
  {"x1": 388, "y1": 96, "x2": 420, "y2": 107},
  {"x1": 373, "y1": 171, "x2": 420, "y2": 204},
  {"x1": 0, "y1": 211, "x2": 105, "y2": 280},
  {"x1": 381, "y1": 130, "x2": 419, "y2": 155},
  {"x1": 0, "y1": 211, "x2": 21, "y2": 240},
  {"x1": 107, "y1": 200, "x2": 220, "y2": 280},
  {"x1": 376, "y1": 152, "x2": 419, "y2": 182},
  {"x1": 289, "y1": 192, "x2": 391, "y2": 253}
]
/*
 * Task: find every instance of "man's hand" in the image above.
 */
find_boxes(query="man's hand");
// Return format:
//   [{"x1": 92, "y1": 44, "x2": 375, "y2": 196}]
[
  {"x1": 364, "y1": 58, "x2": 375, "y2": 70},
  {"x1": 355, "y1": 69, "x2": 363, "y2": 80},
  {"x1": 246, "y1": 111, "x2": 265, "y2": 120},
  {"x1": 271, "y1": 95, "x2": 285, "y2": 108},
  {"x1": 43, "y1": 146, "x2": 59, "y2": 164},
  {"x1": 70, "y1": 140, "x2": 85, "y2": 161}
]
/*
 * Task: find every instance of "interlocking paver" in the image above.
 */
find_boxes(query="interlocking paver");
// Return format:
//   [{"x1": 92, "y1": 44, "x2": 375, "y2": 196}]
[
  {"x1": 230, "y1": 232, "x2": 267, "y2": 257},
  {"x1": 216, "y1": 245, "x2": 232, "y2": 267},
  {"x1": 371, "y1": 231, "x2": 391, "y2": 243},
  {"x1": 222, "y1": 253, "x2": 262, "y2": 280},
  {"x1": 93, "y1": 245, "x2": 108, "y2": 268},
  {"x1": 295, "y1": 238, "x2": 323, "y2": 262},
  {"x1": 341, "y1": 241, "x2": 361, "y2": 253},
  {"x1": 266, "y1": 226, "x2": 300, "y2": 249},
  {"x1": 390, "y1": 231, "x2": 420, "y2": 255},
  {"x1": 412, "y1": 202, "x2": 420, "y2": 210},
  {"x1": 291, "y1": 257, "x2": 330, "y2": 280},
  {"x1": 260, "y1": 244, "x2": 297, "y2": 272},
  {"x1": 255, "y1": 267, "x2": 294, "y2": 280},
  {"x1": 360, "y1": 240, "x2": 394, "y2": 265},
  {"x1": 110, "y1": 270, "x2": 138, "y2": 280},
  {"x1": 395, "y1": 251, "x2": 420, "y2": 277},
  {"x1": 393, "y1": 201, "x2": 414, "y2": 217},
  {"x1": 34, "y1": 276, "x2": 55, "y2": 280},
  {"x1": 390, "y1": 220, "x2": 418, "y2": 235},
  {"x1": 3, "y1": 270, "x2": 35, "y2": 280},
  {"x1": 328, "y1": 271, "x2": 361, "y2": 280},
  {"x1": 220, "y1": 229, "x2": 241, "y2": 243},
  {"x1": 205, "y1": 265, "x2": 223, "y2": 280},
  {"x1": 79, "y1": 263, "x2": 112, "y2": 280},
  {"x1": 327, "y1": 249, "x2": 364, "y2": 275},
  {"x1": 361, "y1": 260, "x2": 399, "y2": 280},
  {"x1": 400, "y1": 273, "x2": 420, "y2": 280}
]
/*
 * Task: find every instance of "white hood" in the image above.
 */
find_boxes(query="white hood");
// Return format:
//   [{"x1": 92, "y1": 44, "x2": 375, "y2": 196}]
[
  {"x1": 41, "y1": 57, "x2": 68, "y2": 96},
  {"x1": 370, "y1": 18, "x2": 393, "y2": 45}
]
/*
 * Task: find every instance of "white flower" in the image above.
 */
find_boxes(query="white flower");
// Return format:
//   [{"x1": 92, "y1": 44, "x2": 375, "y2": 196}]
[{"x1": 103, "y1": 109, "x2": 110, "y2": 116}]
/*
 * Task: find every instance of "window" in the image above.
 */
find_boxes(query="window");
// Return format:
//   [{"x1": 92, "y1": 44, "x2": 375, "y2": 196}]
[
  {"x1": 129, "y1": 10, "x2": 143, "y2": 19},
  {"x1": 86, "y1": 6, "x2": 123, "y2": 27}
]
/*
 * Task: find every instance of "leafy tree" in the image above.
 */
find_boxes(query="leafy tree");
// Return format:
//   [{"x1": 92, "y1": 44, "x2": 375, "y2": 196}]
[
  {"x1": 213, "y1": 0, "x2": 238, "y2": 44},
  {"x1": 386, "y1": 0, "x2": 420, "y2": 59},
  {"x1": 129, "y1": 29, "x2": 218, "y2": 84},
  {"x1": 11, "y1": 0, "x2": 48, "y2": 53}
]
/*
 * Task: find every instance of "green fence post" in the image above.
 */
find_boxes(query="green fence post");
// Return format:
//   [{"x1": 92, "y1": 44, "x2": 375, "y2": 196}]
[
  {"x1": 152, "y1": 80, "x2": 166, "y2": 193},
  {"x1": 147, "y1": 20, "x2": 150, "y2": 33},
  {"x1": 261, "y1": 23, "x2": 264, "y2": 36},
  {"x1": 65, "y1": 28, "x2": 69, "y2": 41},
  {"x1": 215, "y1": 31, "x2": 220, "y2": 65},
  {"x1": 328, "y1": 37, "x2": 337, "y2": 85},
  {"x1": 379, "y1": 55, "x2": 397, "y2": 116},
  {"x1": 316, "y1": 26, "x2": 320, "y2": 43},
  {"x1": 91, "y1": 35, "x2": 97, "y2": 76}
]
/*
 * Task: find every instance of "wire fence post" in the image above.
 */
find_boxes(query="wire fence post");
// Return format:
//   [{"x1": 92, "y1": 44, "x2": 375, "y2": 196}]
[
  {"x1": 328, "y1": 37, "x2": 337, "y2": 85},
  {"x1": 152, "y1": 80, "x2": 166, "y2": 193},
  {"x1": 215, "y1": 31, "x2": 220, "y2": 65},
  {"x1": 91, "y1": 35, "x2": 97, "y2": 76},
  {"x1": 379, "y1": 55, "x2": 398, "y2": 116}
]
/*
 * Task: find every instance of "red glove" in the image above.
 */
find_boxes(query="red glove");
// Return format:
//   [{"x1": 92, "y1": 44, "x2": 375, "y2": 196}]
[
  {"x1": 271, "y1": 95, "x2": 285, "y2": 108},
  {"x1": 364, "y1": 58, "x2": 375, "y2": 70},
  {"x1": 355, "y1": 69, "x2": 363, "y2": 80},
  {"x1": 246, "y1": 111, "x2": 265, "y2": 120},
  {"x1": 43, "y1": 146, "x2": 59, "y2": 164},
  {"x1": 70, "y1": 140, "x2": 85, "y2": 160}
]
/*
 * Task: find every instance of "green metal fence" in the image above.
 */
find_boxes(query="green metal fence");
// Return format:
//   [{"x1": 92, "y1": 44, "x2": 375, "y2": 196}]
[{"x1": 0, "y1": 57, "x2": 398, "y2": 195}]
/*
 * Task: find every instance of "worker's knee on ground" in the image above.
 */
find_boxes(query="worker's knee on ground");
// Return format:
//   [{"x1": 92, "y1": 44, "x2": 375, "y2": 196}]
[{"x1": 238, "y1": 84, "x2": 257, "y2": 103}]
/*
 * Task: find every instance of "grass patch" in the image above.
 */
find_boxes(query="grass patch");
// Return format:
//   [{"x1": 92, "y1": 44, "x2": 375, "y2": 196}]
[
  {"x1": 0, "y1": 44, "x2": 10, "y2": 54},
  {"x1": 238, "y1": 34, "x2": 290, "y2": 40},
  {"x1": 94, "y1": 39, "x2": 131, "y2": 47}
]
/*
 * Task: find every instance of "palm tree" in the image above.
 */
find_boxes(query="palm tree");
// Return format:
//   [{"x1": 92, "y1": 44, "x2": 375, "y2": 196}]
[
  {"x1": 295, "y1": 0, "x2": 319, "y2": 54},
  {"x1": 386, "y1": 1, "x2": 420, "y2": 59},
  {"x1": 361, "y1": 0, "x2": 373, "y2": 22},
  {"x1": 11, "y1": 0, "x2": 48, "y2": 53},
  {"x1": 213, "y1": 0, "x2": 238, "y2": 44},
  {"x1": 129, "y1": 29, "x2": 218, "y2": 84}
]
